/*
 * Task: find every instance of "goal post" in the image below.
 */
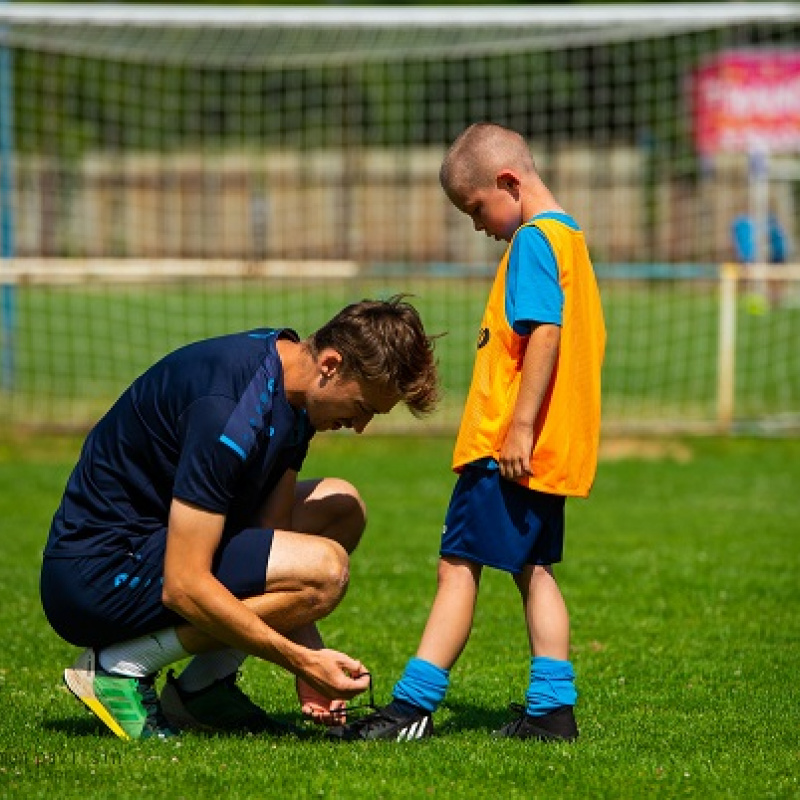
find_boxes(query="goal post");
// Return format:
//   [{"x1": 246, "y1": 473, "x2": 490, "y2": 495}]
[{"x1": 1, "y1": 4, "x2": 799, "y2": 434}]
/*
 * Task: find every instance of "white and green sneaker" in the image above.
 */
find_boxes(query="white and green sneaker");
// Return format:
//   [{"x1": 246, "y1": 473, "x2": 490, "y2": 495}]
[
  {"x1": 160, "y1": 670, "x2": 296, "y2": 735},
  {"x1": 63, "y1": 648, "x2": 178, "y2": 741}
]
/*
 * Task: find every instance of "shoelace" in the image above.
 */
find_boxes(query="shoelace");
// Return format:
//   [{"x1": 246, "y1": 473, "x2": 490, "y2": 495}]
[
  {"x1": 328, "y1": 672, "x2": 378, "y2": 725},
  {"x1": 137, "y1": 678, "x2": 159, "y2": 713},
  {"x1": 137, "y1": 678, "x2": 173, "y2": 730}
]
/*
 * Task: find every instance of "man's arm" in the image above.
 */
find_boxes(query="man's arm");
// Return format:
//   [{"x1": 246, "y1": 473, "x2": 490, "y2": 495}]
[
  {"x1": 498, "y1": 322, "x2": 561, "y2": 481},
  {"x1": 162, "y1": 498, "x2": 369, "y2": 699}
]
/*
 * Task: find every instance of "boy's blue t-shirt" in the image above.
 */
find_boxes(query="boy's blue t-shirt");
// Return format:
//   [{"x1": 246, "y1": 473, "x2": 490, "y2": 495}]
[
  {"x1": 45, "y1": 329, "x2": 313, "y2": 558},
  {"x1": 506, "y1": 211, "x2": 573, "y2": 334}
]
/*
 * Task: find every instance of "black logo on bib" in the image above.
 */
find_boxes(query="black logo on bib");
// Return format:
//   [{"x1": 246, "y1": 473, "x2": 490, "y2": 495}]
[{"x1": 477, "y1": 327, "x2": 490, "y2": 349}]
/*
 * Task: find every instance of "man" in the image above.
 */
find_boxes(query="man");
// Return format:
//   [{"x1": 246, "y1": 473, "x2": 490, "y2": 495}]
[{"x1": 41, "y1": 296, "x2": 440, "y2": 740}]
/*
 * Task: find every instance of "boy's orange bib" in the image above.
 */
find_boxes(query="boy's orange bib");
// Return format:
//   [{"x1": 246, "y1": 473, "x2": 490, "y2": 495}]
[{"x1": 452, "y1": 218, "x2": 606, "y2": 498}]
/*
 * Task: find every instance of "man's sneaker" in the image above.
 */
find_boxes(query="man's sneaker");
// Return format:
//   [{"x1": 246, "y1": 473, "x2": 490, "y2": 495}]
[
  {"x1": 160, "y1": 670, "x2": 296, "y2": 735},
  {"x1": 327, "y1": 701, "x2": 433, "y2": 742},
  {"x1": 63, "y1": 648, "x2": 178, "y2": 741},
  {"x1": 493, "y1": 703, "x2": 578, "y2": 742}
]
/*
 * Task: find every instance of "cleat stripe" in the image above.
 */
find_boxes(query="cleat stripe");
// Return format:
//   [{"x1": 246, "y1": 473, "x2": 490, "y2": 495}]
[
  {"x1": 82, "y1": 697, "x2": 132, "y2": 740},
  {"x1": 395, "y1": 718, "x2": 430, "y2": 741}
]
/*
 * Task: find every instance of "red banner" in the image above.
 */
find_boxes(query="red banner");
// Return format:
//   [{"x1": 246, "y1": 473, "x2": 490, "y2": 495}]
[{"x1": 691, "y1": 50, "x2": 800, "y2": 156}]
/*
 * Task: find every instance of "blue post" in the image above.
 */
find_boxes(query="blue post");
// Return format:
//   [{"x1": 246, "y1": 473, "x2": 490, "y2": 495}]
[{"x1": 0, "y1": 2, "x2": 15, "y2": 391}]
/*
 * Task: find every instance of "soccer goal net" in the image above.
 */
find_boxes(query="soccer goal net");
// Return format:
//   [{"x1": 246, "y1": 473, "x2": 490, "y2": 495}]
[{"x1": 1, "y1": 4, "x2": 799, "y2": 434}]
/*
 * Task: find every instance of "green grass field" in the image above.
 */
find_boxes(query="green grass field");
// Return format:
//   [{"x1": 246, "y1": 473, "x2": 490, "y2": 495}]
[{"x1": 1, "y1": 433, "x2": 798, "y2": 799}]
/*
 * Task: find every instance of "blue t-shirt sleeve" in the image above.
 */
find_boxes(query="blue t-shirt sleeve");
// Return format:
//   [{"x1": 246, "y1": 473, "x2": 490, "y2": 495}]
[
  {"x1": 173, "y1": 395, "x2": 245, "y2": 514},
  {"x1": 506, "y1": 225, "x2": 564, "y2": 334}
]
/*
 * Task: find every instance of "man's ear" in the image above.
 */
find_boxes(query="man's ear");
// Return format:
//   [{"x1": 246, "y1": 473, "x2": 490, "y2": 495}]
[
  {"x1": 496, "y1": 169, "x2": 520, "y2": 196},
  {"x1": 318, "y1": 349, "x2": 343, "y2": 380}
]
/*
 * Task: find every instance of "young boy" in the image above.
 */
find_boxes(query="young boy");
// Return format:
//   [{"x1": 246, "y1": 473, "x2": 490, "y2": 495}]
[
  {"x1": 330, "y1": 122, "x2": 606, "y2": 742},
  {"x1": 41, "y1": 297, "x2": 440, "y2": 740}
]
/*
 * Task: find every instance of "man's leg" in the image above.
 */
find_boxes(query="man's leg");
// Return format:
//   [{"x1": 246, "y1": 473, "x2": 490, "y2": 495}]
[
  {"x1": 162, "y1": 478, "x2": 366, "y2": 732},
  {"x1": 49, "y1": 552, "x2": 188, "y2": 742},
  {"x1": 65, "y1": 477, "x2": 364, "y2": 739},
  {"x1": 63, "y1": 647, "x2": 181, "y2": 741},
  {"x1": 174, "y1": 477, "x2": 364, "y2": 655},
  {"x1": 291, "y1": 477, "x2": 367, "y2": 553}
]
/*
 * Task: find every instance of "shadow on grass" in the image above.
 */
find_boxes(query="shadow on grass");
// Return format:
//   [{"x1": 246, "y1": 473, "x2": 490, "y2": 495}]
[
  {"x1": 42, "y1": 714, "x2": 109, "y2": 738},
  {"x1": 42, "y1": 702, "x2": 517, "y2": 744},
  {"x1": 436, "y1": 700, "x2": 518, "y2": 735},
  {"x1": 41, "y1": 709, "x2": 326, "y2": 741}
]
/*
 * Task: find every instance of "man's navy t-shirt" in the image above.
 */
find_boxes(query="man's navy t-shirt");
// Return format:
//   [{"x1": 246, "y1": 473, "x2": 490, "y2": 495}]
[{"x1": 45, "y1": 329, "x2": 313, "y2": 559}]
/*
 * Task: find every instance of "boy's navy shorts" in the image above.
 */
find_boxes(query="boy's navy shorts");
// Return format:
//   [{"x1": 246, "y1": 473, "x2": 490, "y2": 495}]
[
  {"x1": 440, "y1": 466, "x2": 565, "y2": 574},
  {"x1": 40, "y1": 526, "x2": 274, "y2": 648}
]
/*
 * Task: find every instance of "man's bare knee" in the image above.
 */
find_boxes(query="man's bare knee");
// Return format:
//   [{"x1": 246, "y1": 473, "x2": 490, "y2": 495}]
[
  {"x1": 308, "y1": 539, "x2": 350, "y2": 618},
  {"x1": 294, "y1": 477, "x2": 367, "y2": 553}
]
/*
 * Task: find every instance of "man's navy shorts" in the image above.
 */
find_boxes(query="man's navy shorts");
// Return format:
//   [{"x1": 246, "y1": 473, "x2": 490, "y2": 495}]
[
  {"x1": 440, "y1": 466, "x2": 565, "y2": 574},
  {"x1": 40, "y1": 526, "x2": 274, "y2": 648}
]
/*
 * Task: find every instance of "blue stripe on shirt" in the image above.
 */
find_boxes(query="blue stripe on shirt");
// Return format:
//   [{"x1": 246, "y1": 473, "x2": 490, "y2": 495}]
[{"x1": 219, "y1": 434, "x2": 247, "y2": 461}]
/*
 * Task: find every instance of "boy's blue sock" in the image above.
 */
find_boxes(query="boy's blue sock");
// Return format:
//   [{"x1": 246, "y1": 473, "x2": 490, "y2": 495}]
[
  {"x1": 391, "y1": 657, "x2": 450, "y2": 713},
  {"x1": 525, "y1": 656, "x2": 577, "y2": 716}
]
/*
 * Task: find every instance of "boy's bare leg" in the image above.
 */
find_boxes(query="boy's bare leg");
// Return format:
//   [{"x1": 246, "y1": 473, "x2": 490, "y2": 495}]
[
  {"x1": 497, "y1": 563, "x2": 578, "y2": 741},
  {"x1": 514, "y1": 563, "x2": 570, "y2": 659},
  {"x1": 415, "y1": 556, "x2": 482, "y2": 669}
]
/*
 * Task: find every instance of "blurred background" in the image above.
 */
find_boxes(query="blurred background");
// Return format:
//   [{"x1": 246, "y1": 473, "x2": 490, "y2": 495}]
[{"x1": 0, "y1": 3, "x2": 798, "y2": 434}]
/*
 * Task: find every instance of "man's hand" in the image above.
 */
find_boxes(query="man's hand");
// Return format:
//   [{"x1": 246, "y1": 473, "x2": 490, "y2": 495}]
[
  {"x1": 296, "y1": 648, "x2": 370, "y2": 702},
  {"x1": 296, "y1": 676, "x2": 348, "y2": 726}
]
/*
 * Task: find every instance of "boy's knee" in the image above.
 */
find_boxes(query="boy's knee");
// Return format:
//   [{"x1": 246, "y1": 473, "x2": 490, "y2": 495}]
[{"x1": 436, "y1": 556, "x2": 481, "y2": 587}]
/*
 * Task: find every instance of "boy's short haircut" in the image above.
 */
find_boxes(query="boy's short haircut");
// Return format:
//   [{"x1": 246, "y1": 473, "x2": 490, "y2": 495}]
[
  {"x1": 439, "y1": 122, "x2": 536, "y2": 197},
  {"x1": 308, "y1": 295, "x2": 440, "y2": 417}
]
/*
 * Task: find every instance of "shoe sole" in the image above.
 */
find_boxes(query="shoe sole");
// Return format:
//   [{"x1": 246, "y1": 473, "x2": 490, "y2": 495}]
[{"x1": 63, "y1": 649, "x2": 131, "y2": 741}]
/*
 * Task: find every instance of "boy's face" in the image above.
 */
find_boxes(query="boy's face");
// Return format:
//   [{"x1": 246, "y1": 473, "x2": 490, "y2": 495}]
[{"x1": 449, "y1": 173, "x2": 522, "y2": 243}]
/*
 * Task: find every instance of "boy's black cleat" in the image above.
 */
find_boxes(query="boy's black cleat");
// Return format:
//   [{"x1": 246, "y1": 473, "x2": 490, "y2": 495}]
[
  {"x1": 493, "y1": 703, "x2": 578, "y2": 742},
  {"x1": 327, "y1": 701, "x2": 433, "y2": 742}
]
